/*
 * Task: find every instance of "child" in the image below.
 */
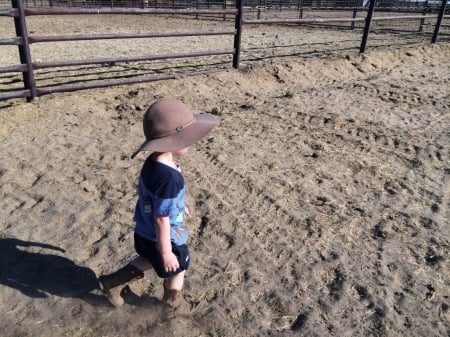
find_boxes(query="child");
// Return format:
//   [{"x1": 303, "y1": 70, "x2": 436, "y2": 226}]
[{"x1": 98, "y1": 98, "x2": 219, "y2": 316}]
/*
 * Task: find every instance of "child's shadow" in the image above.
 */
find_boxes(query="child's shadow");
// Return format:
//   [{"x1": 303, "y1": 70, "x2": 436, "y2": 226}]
[{"x1": 0, "y1": 237, "x2": 105, "y2": 305}]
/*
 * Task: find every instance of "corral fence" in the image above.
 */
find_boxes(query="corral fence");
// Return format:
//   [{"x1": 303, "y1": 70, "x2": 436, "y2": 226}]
[{"x1": 0, "y1": 0, "x2": 448, "y2": 101}]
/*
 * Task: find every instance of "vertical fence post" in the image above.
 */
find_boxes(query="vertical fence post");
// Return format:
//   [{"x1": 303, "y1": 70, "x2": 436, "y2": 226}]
[
  {"x1": 298, "y1": 0, "x2": 303, "y2": 20},
  {"x1": 432, "y1": 0, "x2": 447, "y2": 43},
  {"x1": 223, "y1": 0, "x2": 226, "y2": 21},
  {"x1": 418, "y1": 5, "x2": 428, "y2": 32},
  {"x1": 360, "y1": 0, "x2": 375, "y2": 53},
  {"x1": 233, "y1": 0, "x2": 243, "y2": 69},
  {"x1": 12, "y1": 0, "x2": 36, "y2": 100},
  {"x1": 351, "y1": 8, "x2": 357, "y2": 30}
]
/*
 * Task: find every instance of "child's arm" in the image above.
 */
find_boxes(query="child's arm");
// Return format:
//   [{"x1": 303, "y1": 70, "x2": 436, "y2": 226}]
[{"x1": 154, "y1": 215, "x2": 179, "y2": 273}]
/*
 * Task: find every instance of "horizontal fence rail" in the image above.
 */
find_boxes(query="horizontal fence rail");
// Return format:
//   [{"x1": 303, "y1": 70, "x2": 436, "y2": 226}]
[
  {"x1": 0, "y1": 0, "x2": 448, "y2": 101},
  {"x1": 32, "y1": 49, "x2": 236, "y2": 69},
  {"x1": 242, "y1": 16, "x2": 367, "y2": 23},
  {"x1": 242, "y1": 14, "x2": 440, "y2": 24},
  {"x1": 23, "y1": 7, "x2": 238, "y2": 15},
  {"x1": 0, "y1": 64, "x2": 28, "y2": 73},
  {"x1": 27, "y1": 30, "x2": 237, "y2": 43},
  {"x1": 34, "y1": 68, "x2": 225, "y2": 95}
]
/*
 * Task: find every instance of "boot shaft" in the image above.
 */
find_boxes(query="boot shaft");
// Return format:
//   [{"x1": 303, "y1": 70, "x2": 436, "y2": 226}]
[
  {"x1": 99, "y1": 264, "x2": 144, "y2": 290},
  {"x1": 163, "y1": 288, "x2": 203, "y2": 316},
  {"x1": 163, "y1": 289, "x2": 184, "y2": 309}
]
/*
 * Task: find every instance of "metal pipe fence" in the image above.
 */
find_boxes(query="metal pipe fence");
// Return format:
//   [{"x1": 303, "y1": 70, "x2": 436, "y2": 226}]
[
  {"x1": 0, "y1": 0, "x2": 448, "y2": 101},
  {"x1": 0, "y1": 0, "x2": 241, "y2": 100}
]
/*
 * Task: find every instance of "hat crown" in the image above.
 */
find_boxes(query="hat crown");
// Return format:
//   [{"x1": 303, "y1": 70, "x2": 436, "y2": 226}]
[
  {"x1": 130, "y1": 97, "x2": 219, "y2": 159},
  {"x1": 143, "y1": 98, "x2": 194, "y2": 140}
]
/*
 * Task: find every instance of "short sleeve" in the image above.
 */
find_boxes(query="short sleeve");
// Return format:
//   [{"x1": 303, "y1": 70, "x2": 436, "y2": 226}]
[{"x1": 153, "y1": 196, "x2": 176, "y2": 217}]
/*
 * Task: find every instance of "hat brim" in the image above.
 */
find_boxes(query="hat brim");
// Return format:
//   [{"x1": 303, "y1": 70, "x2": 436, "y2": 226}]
[{"x1": 131, "y1": 113, "x2": 219, "y2": 159}]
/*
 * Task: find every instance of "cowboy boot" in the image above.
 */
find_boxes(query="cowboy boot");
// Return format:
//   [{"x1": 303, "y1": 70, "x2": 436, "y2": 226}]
[
  {"x1": 162, "y1": 288, "x2": 203, "y2": 317},
  {"x1": 98, "y1": 264, "x2": 144, "y2": 307}
]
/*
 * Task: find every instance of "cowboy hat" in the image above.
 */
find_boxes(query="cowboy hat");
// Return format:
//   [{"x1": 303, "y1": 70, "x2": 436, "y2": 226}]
[{"x1": 131, "y1": 98, "x2": 219, "y2": 159}]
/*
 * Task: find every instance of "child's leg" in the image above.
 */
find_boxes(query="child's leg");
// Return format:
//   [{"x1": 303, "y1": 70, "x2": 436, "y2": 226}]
[
  {"x1": 98, "y1": 262, "x2": 144, "y2": 307},
  {"x1": 164, "y1": 270, "x2": 185, "y2": 290},
  {"x1": 162, "y1": 271, "x2": 202, "y2": 316},
  {"x1": 99, "y1": 234, "x2": 155, "y2": 307},
  {"x1": 130, "y1": 256, "x2": 153, "y2": 272}
]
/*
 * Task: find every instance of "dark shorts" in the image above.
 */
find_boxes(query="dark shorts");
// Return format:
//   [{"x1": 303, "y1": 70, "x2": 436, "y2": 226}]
[{"x1": 134, "y1": 233, "x2": 190, "y2": 279}]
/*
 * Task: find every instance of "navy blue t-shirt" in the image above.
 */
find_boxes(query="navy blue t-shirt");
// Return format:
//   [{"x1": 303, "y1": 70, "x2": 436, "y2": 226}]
[{"x1": 134, "y1": 158, "x2": 188, "y2": 246}]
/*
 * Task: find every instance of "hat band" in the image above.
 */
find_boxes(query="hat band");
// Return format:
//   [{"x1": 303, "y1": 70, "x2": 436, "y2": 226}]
[{"x1": 149, "y1": 118, "x2": 196, "y2": 140}]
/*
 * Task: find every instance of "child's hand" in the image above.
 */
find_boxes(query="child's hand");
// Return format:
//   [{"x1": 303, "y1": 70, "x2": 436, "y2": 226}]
[
  {"x1": 162, "y1": 252, "x2": 180, "y2": 273},
  {"x1": 185, "y1": 206, "x2": 190, "y2": 218}
]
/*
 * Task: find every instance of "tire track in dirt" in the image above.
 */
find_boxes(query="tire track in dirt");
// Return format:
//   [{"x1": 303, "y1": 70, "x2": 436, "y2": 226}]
[
  {"x1": 281, "y1": 107, "x2": 446, "y2": 167},
  {"x1": 188, "y1": 143, "x2": 381, "y2": 333},
  {"x1": 191, "y1": 147, "x2": 306, "y2": 253},
  {"x1": 258, "y1": 100, "x2": 448, "y2": 211},
  {"x1": 187, "y1": 146, "x2": 331, "y2": 332},
  {"x1": 185, "y1": 94, "x2": 449, "y2": 333}
]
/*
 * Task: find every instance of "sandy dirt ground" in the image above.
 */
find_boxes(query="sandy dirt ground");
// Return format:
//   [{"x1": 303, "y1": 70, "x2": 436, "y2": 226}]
[{"x1": 0, "y1": 12, "x2": 449, "y2": 337}]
